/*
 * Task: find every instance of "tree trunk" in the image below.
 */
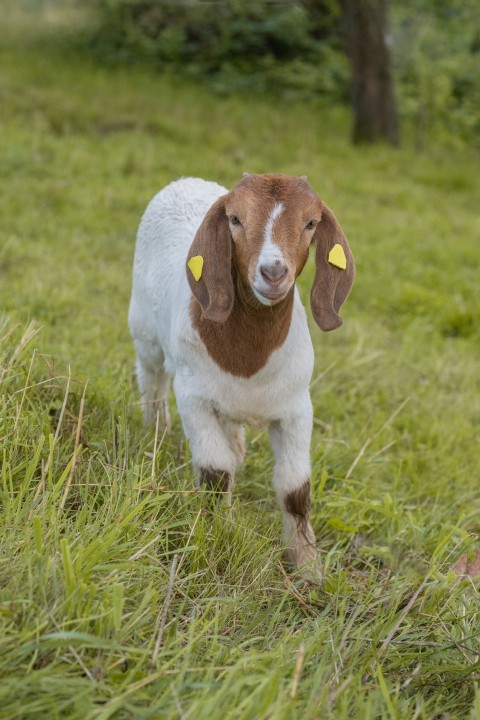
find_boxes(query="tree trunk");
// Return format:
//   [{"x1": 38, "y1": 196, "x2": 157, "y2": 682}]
[{"x1": 341, "y1": 0, "x2": 399, "y2": 145}]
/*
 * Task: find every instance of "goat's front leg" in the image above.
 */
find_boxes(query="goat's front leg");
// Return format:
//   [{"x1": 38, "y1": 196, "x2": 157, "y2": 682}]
[
  {"x1": 269, "y1": 403, "x2": 317, "y2": 569},
  {"x1": 175, "y1": 388, "x2": 237, "y2": 497}
]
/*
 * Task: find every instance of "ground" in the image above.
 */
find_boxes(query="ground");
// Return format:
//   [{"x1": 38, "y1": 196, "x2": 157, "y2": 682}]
[{"x1": 1, "y1": 4, "x2": 480, "y2": 719}]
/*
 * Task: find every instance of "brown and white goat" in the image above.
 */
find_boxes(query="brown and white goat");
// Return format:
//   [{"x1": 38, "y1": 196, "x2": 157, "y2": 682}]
[{"x1": 129, "y1": 174, "x2": 355, "y2": 569}]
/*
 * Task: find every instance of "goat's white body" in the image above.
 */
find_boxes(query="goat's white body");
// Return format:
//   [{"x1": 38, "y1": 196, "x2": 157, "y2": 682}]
[
  {"x1": 129, "y1": 178, "x2": 314, "y2": 428},
  {"x1": 129, "y1": 177, "x2": 317, "y2": 566}
]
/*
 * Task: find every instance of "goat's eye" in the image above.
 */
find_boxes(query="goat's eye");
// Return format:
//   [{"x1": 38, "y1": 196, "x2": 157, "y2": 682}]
[
  {"x1": 229, "y1": 215, "x2": 241, "y2": 226},
  {"x1": 305, "y1": 220, "x2": 318, "y2": 231}
]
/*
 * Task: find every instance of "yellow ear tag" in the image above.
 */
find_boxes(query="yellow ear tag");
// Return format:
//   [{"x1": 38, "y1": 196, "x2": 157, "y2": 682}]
[
  {"x1": 188, "y1": 255, "x2": 204, "y2": 281},
  {"x1": 328, "y1": 244, "x2": 347, "y2": 270}
]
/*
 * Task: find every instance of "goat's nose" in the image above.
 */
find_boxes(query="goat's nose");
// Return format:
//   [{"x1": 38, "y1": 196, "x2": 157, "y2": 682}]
[{"x1": 260, "y1": 262, "x2": 288, "y2": 285}]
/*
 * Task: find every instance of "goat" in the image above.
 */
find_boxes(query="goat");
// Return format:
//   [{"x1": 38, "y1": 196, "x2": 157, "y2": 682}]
[{"x1": 128, "y1": 174, "x2": 355, "y2": 569}]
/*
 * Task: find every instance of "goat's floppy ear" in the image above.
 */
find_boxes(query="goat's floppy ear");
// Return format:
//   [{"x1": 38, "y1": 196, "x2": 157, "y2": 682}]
[
  {"x1": 310, "y1": 204, "x2": 355, "y2": 331},
  {"x1": 186, "y1": 196, "x2": 234, "y2": 324}
]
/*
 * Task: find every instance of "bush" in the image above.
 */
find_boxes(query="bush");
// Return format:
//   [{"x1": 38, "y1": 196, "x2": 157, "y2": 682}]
[
  {"x1": 87, "y1": 0, "x2": 480, "y2": 145},
  {"x1": 394, "y1": 2, "x2": 480, "y2": 147},
  {"x1": 88, "y1": 0, "x2": 349, "y2": 99}
]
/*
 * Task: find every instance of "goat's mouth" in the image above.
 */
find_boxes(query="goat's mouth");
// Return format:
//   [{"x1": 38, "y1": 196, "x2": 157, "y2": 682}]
[{"x1": 251, "y1": 284, "x2": 289, "y2": 306}]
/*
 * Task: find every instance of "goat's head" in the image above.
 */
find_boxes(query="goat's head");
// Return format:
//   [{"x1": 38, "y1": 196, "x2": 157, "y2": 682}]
[{"x1": 187, "y1": 174, "x2": 355, "y2": 330}]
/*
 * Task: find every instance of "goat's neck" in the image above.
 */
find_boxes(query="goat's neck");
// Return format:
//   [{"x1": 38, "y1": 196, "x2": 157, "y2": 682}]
[{"x1": 191, "y1": 270, "x2": 294, "y2": 378}]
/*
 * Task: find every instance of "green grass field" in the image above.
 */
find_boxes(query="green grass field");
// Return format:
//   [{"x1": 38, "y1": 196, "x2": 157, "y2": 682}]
[{"x1": 1, "y1": 5, "x2": 480, "y2": 719}]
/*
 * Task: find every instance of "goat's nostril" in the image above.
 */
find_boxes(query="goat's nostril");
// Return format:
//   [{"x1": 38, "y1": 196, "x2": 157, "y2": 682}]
[{"x1": 260, "y1": 264, "x2": 288, "y2": 285}]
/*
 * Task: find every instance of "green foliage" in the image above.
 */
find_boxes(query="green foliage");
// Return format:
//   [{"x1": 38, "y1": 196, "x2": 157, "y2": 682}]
[
  {"x1": 88, "y1": 0, "x2": 348, "y2": 98},
  {"x1": 394, "y1": 1, "x2": 480, "y2": 147},
  {"x1": 87, "y1": 0, "x2": 480, "y2": 146},
  {"x1": 1, "y1": 5, "x2": 480, "y2": 718}
]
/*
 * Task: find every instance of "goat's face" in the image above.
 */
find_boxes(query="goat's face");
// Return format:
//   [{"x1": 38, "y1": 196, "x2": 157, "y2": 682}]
[
  {"x1": 225, "y1": 175, "x2": 322, "y2": 306},
  {"x1": 187, "y1": 173, "x2": 355, "y2": 331}
]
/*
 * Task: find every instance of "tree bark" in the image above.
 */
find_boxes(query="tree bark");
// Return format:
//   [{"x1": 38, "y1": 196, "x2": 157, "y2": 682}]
[{"x1": 341, "y1": 0, "x2": 399, "y2": 145}]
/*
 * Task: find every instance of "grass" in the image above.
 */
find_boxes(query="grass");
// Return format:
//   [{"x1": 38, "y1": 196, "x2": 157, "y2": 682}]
[{"x1": 1, "y1": 4, "x2": 480, "y2": 719}]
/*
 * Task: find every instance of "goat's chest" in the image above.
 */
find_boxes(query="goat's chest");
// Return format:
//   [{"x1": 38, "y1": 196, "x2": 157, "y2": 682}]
[{"x1": 175, "y1": 303, "x2": 314, "y2": 425}]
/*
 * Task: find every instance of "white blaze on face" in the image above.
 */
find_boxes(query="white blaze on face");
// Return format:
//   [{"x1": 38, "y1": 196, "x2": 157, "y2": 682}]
[{"x1": 253, "y1": 202, "x2": 286, "y2": 305}]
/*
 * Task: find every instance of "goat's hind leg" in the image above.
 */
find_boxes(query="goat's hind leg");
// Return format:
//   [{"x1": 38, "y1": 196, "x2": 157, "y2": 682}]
[
  {"x1": 220, "y1": 418, "x2": 246, "y2": 467},
  {"x1": 135, "y1": 350, "x2": 171, "y2": 430}
]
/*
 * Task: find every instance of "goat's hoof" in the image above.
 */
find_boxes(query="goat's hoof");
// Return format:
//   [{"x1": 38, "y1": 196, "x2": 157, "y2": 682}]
[
  {"x1": 198, "y1": 467, "x2": 232, "y2": 498},
  {"x1": 143, "y1": 401, "x2": 171, "y2": 432},
  {"x1": 285, "y1": 550, "x2": 323, "y2": 583},
  {"x1": 298, "y1": 559, "x2": 323, "y2": 583}
]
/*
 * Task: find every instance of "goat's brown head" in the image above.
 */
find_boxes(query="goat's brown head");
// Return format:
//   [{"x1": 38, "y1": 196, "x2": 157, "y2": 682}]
[{"x1": 187, "y1": 173, "x2": 355, "y2": 330}]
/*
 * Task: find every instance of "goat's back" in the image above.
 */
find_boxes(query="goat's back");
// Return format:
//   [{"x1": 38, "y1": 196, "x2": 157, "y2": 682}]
[
  {"x1": 133, "y1": 177, "x2": 227, "y2": 277},
  {"x1": 129, "y1": 178, "x2": 227, "y2": 361}
]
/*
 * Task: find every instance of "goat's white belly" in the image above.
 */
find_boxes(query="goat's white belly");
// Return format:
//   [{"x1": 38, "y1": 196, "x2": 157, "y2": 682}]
[
  {"x1": 177, "y1": 360, "x2": 308, "y2": 425},
  {"x1": 212, "y1": 374, "x2": 296, "y2": 426}
]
